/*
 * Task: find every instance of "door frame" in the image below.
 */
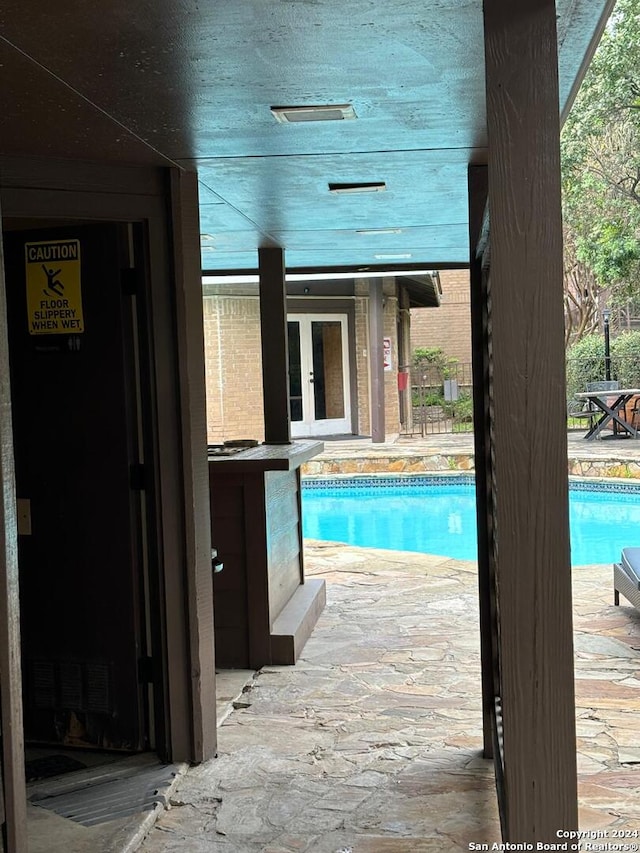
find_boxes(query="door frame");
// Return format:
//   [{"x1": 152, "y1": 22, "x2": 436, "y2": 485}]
[
  {"x1": 0, "y1": 159, "x2": 216, "y2": 765},
  {"x1": 288, "y1": 312, "x2": 352, "y2": 437},
  {"x1": 5, "y1": 221, "x2": 150, "y2": 751}
]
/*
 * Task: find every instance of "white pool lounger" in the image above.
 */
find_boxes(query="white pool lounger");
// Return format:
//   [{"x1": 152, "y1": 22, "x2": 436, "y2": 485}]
[{"x1": 614, "y1": 547, "x2": 640, "y2": 610}]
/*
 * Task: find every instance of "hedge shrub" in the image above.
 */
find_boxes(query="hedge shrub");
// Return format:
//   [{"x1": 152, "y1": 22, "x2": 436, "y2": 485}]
[
  {"x1": 566, "y1": 334, "x2": 606, "y2": 402},
  {"x1": 566, "y1": 330, "x2": 640, "y2": 401}
]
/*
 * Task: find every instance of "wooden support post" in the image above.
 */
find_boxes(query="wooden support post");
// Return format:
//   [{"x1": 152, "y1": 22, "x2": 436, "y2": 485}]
[
  {"x1": 468, "y1": 165, "x2": 493, "y2": 761},
  {"x1": 0, "y1": 206, "x2": 28, "y2": 851},
  {"x1": 483, "y1": 0, "x2": 578, "y2": 840},
  {"x1": 369, "y1": 279, "x2": 385, "y2": 443},
  {"x1": 259, "y1": 248, "x2": 291, "y2": 445},
  {"x1": 169, "y1": 168, "x2": 217, "y2": 762}
]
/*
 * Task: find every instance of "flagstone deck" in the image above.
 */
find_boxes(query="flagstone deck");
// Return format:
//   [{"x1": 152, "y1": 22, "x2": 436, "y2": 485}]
[{"x1": 140, "y1": 541, "x2": 640, "y2": 852}]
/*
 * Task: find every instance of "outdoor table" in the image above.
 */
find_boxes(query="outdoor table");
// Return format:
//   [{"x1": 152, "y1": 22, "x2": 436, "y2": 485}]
[{"x1": 575, "y1": 388, "x2": 640, "y2": 440}]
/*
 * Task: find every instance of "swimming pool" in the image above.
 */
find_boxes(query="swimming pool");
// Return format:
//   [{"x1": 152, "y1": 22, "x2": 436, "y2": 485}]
[{"x1": 301, "y1": 475, "x2": 640, "y2": 565}]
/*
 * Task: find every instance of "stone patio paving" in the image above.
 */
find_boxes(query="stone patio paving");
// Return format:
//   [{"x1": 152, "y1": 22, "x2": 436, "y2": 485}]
[{"x1": 139, "y1": 538, "x2": 640, "y2": 852}]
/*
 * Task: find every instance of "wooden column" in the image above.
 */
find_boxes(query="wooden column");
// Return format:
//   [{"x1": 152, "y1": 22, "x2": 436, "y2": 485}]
[
  {"x1": 468, "y1": 165, "x2": 494, "y2": 760},
  {"x1": 259, "y1": 247, "x2": 291, "y2": 445},
  {"x1": 0, "y1": 205, "x2": 28, "y2": 851},
  {"x1": 483, "y1": 0, "x2": 577, "y2": 840},
  {"x1": 169, "y1": 168, "x2": 217, "y2": 762},
  {"x1": 369, "y1": 279, "x2": 385, "y2": 443}
]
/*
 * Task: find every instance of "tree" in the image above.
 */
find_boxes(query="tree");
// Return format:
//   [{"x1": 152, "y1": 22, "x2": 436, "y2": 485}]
[
  {"x1": 561, "y1": 0, "x2": 640, "y2": 343},
  {"x1": 562, "y1": 225, "x2": 599, "y2": 346}
]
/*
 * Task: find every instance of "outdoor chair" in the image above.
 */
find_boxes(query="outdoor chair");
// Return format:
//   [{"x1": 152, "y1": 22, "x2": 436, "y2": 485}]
[
  {"x1": 568, "y1": 380, "x2": 620, "y2": 429},
  {"x1": 614, "y1": 547, "x2": 640, "y2": 612},
  {"x1": 627, "y1": 395, "x2": 640, "y2": 428}
]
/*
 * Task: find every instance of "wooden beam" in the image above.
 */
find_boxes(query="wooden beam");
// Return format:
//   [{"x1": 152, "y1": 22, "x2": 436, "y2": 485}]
[
  {"x1": 468, "y1": 165, "x2": 494, "y2": 760},
  {"x1": 369, "y1": 279, "x2": 385, "y2": 443},
  {"x1": 483, "y1": 0, "x2": 577, "y2": 840},
  {"x1": 169, "y1": 168, "x2": 217, "y2": 762},
  {"x1": 0, "y1": 203, "x2": 28, "y2": 851},
  {"x1": 258, "y1": 248, "x2": 291, "y2": 445}
]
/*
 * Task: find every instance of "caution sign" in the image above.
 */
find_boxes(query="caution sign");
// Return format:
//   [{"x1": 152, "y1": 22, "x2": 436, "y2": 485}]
[{"x1": 25, "y1": 239, "x2": 84, "y2": 335}]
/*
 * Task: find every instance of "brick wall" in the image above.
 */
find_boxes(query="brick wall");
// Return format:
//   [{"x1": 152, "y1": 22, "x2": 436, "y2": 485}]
[
  {"x1": 354, "y1": 281, "x2": 370, "y2": 436},
  {"x1": 203, "y1": 279, "x2": 403, "y2": 441},
  {"x1": 383, "y1": 278, "x2": 401, "y2": 436},
  {"x1": 320, "y1": 322, "x2": 345, "y2": 419},
  {"x1": 410, "y1": 269, "x2": 471, "y2": 364},
  {"x1": 203, "y1": 295, "x2": 265, "y2": 443}
]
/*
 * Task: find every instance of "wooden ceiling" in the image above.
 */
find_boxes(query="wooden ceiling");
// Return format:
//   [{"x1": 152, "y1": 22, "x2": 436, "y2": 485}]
[{"x1": 1, "y1": 1, "x2": 613, "y2": 272}]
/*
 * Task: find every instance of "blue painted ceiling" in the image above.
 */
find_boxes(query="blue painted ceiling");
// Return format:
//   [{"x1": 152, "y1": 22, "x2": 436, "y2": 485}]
[{"x1": 0, "y1": 1, "x2": 612, "y2": 273}]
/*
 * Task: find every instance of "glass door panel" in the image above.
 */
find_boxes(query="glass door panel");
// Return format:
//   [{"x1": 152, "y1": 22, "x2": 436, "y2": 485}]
[
  {"x1": 287, "y1": 321, "x2": 303, "y2": 422},
  {"x1": 288, "y1": 314, "x2": 351, "y2": 437},
  {"x1": 311, "y1": 321, "x2": 345, "y2": 421}
]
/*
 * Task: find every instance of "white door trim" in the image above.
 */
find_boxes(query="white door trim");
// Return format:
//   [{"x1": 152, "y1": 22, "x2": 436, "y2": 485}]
[{"x1": 288, "y1": 313, "x2": 351, "y2": 437}]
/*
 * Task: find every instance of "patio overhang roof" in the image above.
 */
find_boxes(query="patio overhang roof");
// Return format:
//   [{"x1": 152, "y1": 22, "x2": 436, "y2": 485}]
[
  {"x1": 0, "y1": 0, "x2": 614, "y2": 273},
  {"x1": 398, "y1": 273, "x2": 442, "y2": 309}
]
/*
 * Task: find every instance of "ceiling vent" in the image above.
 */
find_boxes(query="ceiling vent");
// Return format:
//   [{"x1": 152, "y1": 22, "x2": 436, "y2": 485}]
[
  {"x1": 270, "y1": 104, "x2": 356, "y2": 123},
  {"x1": 329, "y1": 182, "x2": 386, "y2": 194}
]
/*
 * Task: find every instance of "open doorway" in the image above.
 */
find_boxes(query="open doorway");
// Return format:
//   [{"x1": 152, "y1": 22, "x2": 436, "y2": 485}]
[{"x1": 2, "y1": 221, "x2": 161, "y2": 777}]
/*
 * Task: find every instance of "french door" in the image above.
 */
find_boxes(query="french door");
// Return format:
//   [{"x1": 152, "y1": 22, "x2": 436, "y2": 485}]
[{"x1": 287, "y1": 314, "x2": 351, "y2": 437}]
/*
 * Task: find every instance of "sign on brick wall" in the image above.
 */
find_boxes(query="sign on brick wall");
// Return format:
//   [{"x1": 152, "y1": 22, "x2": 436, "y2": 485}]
[{"x1": 383, "y1": 337, "x2": 393, "y2": 371}]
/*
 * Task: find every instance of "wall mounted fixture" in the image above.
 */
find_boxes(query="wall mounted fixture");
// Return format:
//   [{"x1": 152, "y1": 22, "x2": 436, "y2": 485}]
[
  {"x1": 329, "y1": 182, "x2": 386, "y2": 194},
  {"x1": 374, "y1": 253, "x2": 412, "y2": 260},
  {"x1": 356, "y1": 228, "x2": 403, "y2": 235},
  {"x1": 271, "y1": 104, "x2": 356, "y2": 123}
]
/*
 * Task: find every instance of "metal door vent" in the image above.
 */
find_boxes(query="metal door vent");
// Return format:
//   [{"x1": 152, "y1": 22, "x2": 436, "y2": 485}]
[
  {"x1": 28, "y1": 661, "x2": 112, "y2": 713},
  {"x1": 32, "y1": 661, "x2": 56, "y2": 709},
  {"x1": 59, "y1": 663, "x2": 83, "y2": 710},
  {"x1": 86, "y1": 664, "x2": 111, "y2": 714}
]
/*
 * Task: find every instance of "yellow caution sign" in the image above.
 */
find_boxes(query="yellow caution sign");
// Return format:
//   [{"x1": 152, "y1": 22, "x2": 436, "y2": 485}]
[{"x1": 25, "y1": 239, "x2": 84, "y2": 335}]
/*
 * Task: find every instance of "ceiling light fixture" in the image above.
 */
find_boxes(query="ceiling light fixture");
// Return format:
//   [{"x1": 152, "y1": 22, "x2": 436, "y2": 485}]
[
  {"x1": 356, "y1": 228, "x2": 403, "y2": 235},
  {"x1": 374, "y1": 253, "x2": 413, "y2": 260},
  {"x1": 270, "y1": 104, "x2": 356, "y2": 123},
  {"x1": 329, "y1": 182, "x2": 386, "y2": 194}
]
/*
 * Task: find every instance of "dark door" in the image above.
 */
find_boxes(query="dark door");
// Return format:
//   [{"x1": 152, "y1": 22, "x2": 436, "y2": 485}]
[{"x1": 4, "y1": 224, "x2": 146, "y2": 751}]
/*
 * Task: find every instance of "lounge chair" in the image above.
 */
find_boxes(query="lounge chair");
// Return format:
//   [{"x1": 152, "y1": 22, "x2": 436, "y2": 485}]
[{"x1": 614, "y1": 547, "x2": 640, "y2": 610}]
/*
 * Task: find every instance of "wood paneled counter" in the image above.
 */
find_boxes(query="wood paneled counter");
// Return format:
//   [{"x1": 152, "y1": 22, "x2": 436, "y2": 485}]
[
  {"x1": 208, "y1": 440, "x2": 325, "y2": 668},
  {"x1": 208, "y1": 439, "x2": 323, "y2": 472}
]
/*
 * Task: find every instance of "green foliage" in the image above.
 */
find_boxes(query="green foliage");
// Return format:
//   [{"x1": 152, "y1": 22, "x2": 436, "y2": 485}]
[
  {"x1": 445, "y1": 392, "x2": 473, "y2": 423},
  {"x1": 566, "y1": 330, "x2": 640, "y2": 399},
  {"x1": 561, "y1": 0, "x2": 640, "y2": 320},
  {"x1": 413, "y1": 347, "x2": 446, "y2": 369},
  {"x1": 575, "y1": 221, "x2": 640, "y2": 286},
  {"x1": 566, "y1": 334, "x2": 606, "y2": 402},
  {"x1": 412, "y1": 347, "x2": 459, "y2": 381},
  {"x1": 611, "y1": 330, "x2": 640, "y2": 386},
  {"x1": 452, "y1": 422, "x2": 474, "y2": 434},
  {"x1": 442, "y1": 357, "x2": 459, "y2": 380},
  {"x1": 411, "y1": 390, "x2": 444, "y2": 408}
]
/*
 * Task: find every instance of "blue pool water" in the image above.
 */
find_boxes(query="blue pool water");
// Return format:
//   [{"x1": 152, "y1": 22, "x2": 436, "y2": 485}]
[{"x1": 301, "y1": 476, "x2": 640, "y2": 565}]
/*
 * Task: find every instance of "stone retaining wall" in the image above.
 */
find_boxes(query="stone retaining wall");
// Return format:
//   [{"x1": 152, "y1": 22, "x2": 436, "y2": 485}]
[
  {"x1": 302, "y1": 454, "x2": 640, "y2": 479},
  {"x1": 568, "y1": 459, "x2": 640, "y2": 479}
]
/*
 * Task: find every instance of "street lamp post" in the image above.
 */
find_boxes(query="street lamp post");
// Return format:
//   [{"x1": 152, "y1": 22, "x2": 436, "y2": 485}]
[{"x1": 603, "y1": 308, "x2": 612, "y2": 382}]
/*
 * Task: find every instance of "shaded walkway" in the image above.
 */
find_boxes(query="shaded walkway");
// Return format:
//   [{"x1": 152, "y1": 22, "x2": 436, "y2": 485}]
[{"x1": 139, "y1": 542, "x2": 640, "y2": 851}]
